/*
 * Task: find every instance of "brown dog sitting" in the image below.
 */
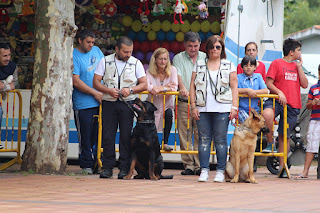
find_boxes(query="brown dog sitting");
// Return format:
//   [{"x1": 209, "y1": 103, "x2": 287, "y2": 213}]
[{"x1": 225, "y1": 108, "x2": 269, "y2": 183}]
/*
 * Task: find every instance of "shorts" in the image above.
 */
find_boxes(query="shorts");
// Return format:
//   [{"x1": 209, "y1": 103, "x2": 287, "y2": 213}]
[
  {"x1": 263, "y1": 99, "x2": 300, "y2": 136},
  {"x1": 306, "y1": 120, "x2": 320, "y2": 153},
  {"x1": 238, "y1": 109, "x2": 261, "y2": 123},
  {"x1": 238, "y1": 110, "x2": 249, "y2": 123}
]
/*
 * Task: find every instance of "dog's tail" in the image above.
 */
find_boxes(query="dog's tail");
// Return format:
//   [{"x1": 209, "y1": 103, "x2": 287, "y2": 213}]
[{"x1": 160, "y1": 175, "x2": 174, "y2": 179}]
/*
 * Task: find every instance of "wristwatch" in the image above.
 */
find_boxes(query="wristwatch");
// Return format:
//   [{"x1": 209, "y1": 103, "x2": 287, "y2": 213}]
[
  {"x1": 129, "y1": 88, "x2": 134, "y2": 94},
  {"x1": 163, "y1": 87, "x2": 167, "y2": 93}
]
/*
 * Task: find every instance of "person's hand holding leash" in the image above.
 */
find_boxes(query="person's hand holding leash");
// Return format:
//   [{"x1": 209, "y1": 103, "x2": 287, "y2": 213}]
[
  {"x1": 120, "y1": 87, "x2": 131, "y2": 97},
  {"x1": 109, "y1": 88, "x2": 120, "y2": 98}
]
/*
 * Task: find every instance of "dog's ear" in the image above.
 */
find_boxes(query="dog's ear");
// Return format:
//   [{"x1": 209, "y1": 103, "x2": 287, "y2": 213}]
[
  {"x1": 250, "y1": 108, "x2": 260, "y2": 119},
  {"x1": 145, "y1": 101, "x2": 158, "y2": 112}
]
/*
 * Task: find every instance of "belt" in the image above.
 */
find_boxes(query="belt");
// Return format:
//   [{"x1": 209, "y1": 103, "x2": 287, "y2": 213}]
[{"x1": 178, "y1": 98, "x2": 188, "y2": 103}]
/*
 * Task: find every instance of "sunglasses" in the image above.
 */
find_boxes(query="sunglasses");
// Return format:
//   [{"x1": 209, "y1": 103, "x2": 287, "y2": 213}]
[{"x1": 212, "y1": 45, "x2": 221, "y2": 50}]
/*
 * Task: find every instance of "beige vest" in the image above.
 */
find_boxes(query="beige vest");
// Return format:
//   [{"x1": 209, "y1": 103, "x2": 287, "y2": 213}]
[
  {"x1": 102, "y1": 53, "x2": 138, "y2": 101},
  {"x1": 195, "y1": 59, "x2": 233, "y2": 106}
]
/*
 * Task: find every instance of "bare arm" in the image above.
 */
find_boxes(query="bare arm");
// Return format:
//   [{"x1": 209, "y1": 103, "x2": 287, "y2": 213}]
[
  {"x1": 296, "y1": 57, "x2": 308, "y2": 89},
  {"x1": 229, "y1": 71, "x2": 238, "y2": 119},
  {"x1": 266, "y1": 77, "x2": 286, "y2": 106},
  {"x1": 93, "y1": 74, "x2": 120, "y2": 99},
  {"x1": 190, "y1": 72, "x2": 200, "y2": 120},
  {"x1": 178, "y1": 75, "x2": 188, "y2": 97},
  {"x1": 120, "y1": 76, "x2": 148, "y2": 97},
  {"x1": 306, "y1": 98, "x2": 319, "y2": 110},
  {"x1": 238, "y1": 88, "x2": 268, "y2": 98},
  {"x1": 73, "y1": 74, "x2": 103, "y2": 103}
]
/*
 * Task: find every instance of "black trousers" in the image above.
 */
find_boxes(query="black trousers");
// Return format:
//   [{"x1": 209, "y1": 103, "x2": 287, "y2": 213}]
[
  {"x1": 163, "y1": 108, "x2": 173, "y2": 144},
  {"x1": 102, "y1": 100, "x2": 134, "y2": 171}
]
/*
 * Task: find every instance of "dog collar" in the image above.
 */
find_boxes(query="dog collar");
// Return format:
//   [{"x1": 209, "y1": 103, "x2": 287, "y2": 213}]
[
  {"x1": 138, "y1": 120, "x2": 155, "y2": 124},
  {"x1": 237, "y1": 125, "x2": 255, "y2": 134}
]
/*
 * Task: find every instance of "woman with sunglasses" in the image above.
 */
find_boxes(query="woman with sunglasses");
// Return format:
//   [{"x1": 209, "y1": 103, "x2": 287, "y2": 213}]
[
  {"x1": 237, "y1": 42, "x2": 266, "y2": 81},
  {"x1": 146, "y1": 48, "x2": 178, "y2": 151},
  {"x1": 190, "y1": 35, "x2": 238, "y2": 182}
]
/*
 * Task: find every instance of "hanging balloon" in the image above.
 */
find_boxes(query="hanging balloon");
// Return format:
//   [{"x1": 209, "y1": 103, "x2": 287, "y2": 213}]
[
  {"x1": 134, "y1": 51, "x2": 145, "y2": 61},
  {"x1": 133, "y1": 40, "x2": 141, "y2": 51},
  {"x1": 166, "y1": 31, "x2": 175, "y2": 41},
  {"x1": 200, "y1": 20, "x2": 211, "y2": 33},
  {"x1": 132, "y1": 20, "x2": 142, "y2": 32},
  {"x1": 206, "y1": 31, "x2": 214, "y2": 39},
  {"x1": 190, "y1": 21, "x2": 201, "y2": 32},
  {"x1": 128, "y1": 30, "x2": 136, "y2": 40},
  {"x1": 136, "y1": 31, "x2": 147, "y2": 42},
  {"x1": 200, "y1": 41, "x2": 206, "y2": 52},
  {"x1": 156, "y1": 30, "x2": 166, "y2": 41},
  {"x1": 169, "y1": 51, "x2": 175, "y2": 61},
  {"x1": 151, "y1": 20, "x2": 162, "y2": 32},
  {"x1": 211, "y1": 21, "x2": 221, "y2": 34},
  {"x1": 140, "y1": 41, "x2": 150, "y2": 53},
  {"x1": 171, "y1": 41, "x2": 180, "y2": 53},
  {"x1": 150, "y1": 41, "x2": 161, "y2": 51},
  {"x1": 180, "y1": 20, "x2": 191, "y2": 33},
  {"x1": 161, "y1": 41, "x2": 171, "y2": 52},
  {"x1": 146, "y1": 51, "x2": 153, "y2": 62},
  {"x1": 179, "y1": 42, "x2": 185, "y2": 52},
  {"x1": 176, "y1": 32, "x2": 184, "y2": 42},
  {"x1": 198, "y1": 31, "x2": 206, "y2": 42},
  {"x1": 142, "y1": 22, "x2": 152, "y2": 32},
  {"x1": 122, "y1": 16, "x2": 133, "y2": 27},
  {"x1": 171, "y1": 22, "x2": 180, "y2": 32},
  {"x1": 161, "y1": 20, "x2": 172, "y2": 32},
  {"x1": 147, "y1": 30, "x2": 157, "y2": 41}
]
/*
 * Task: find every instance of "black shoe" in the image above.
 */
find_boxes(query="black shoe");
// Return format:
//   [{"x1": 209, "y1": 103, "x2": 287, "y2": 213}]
[
  {"x1": 181, "y1": 169, "x2": 194, "y2": 175},
  {"x1": 194, "y1": 169, "x2": 201, "y2": 176},
  {"x1": 118, "y1": 170, "x2": 128, "y2": 179},
  {"x1": 100, "y1": 169, "x2": 113, "y2": 178}
]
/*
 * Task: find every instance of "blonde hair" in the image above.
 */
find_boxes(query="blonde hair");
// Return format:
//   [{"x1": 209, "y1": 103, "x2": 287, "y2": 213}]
[{"x1": 148, "y1": 48, "x2": 171, "y2": 77}]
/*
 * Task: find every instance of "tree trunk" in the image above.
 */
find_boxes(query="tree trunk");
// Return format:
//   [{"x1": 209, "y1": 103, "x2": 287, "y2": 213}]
[{"x1": 21, "y1": 0, "x2": 77, "y2": 174}]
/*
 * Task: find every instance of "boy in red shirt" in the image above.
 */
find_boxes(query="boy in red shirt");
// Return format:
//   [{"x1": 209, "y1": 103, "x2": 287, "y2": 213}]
[{"x1": 262, "y1": 38, "x2": 308, "y2": 176}]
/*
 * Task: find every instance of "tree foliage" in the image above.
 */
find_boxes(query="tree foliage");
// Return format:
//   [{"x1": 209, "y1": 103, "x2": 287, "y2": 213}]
[{"x1": 284, "y1": 0, "x2": 320, "y2": 35}]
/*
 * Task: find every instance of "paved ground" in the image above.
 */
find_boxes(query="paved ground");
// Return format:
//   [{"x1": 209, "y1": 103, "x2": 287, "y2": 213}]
[{"x1": 0, "y1": 162, "x2": 319, "y2": 213}]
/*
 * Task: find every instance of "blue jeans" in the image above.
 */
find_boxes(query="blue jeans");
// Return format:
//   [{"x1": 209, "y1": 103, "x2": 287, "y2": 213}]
[{"x1": 196, "y1": 112, "x2": 230, "y2": 172}]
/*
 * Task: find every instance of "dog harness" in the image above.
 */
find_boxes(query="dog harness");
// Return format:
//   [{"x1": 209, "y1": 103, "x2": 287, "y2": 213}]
[{"x1": 102, "y1": 53, "x2": 138, "y2": 102}]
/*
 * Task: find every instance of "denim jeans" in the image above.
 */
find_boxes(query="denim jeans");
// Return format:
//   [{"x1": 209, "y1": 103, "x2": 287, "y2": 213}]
[{"x1": 196, "y1": 112, "x2": 230, "y2": 172}]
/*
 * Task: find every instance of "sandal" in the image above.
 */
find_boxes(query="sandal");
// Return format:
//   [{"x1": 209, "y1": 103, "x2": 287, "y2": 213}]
[
  {"x1": 163, "y1": 144, "x2": 173, "y2": 151},
  {"x1": 294, "y1": 174, "x2": 308, "y2": 180}
]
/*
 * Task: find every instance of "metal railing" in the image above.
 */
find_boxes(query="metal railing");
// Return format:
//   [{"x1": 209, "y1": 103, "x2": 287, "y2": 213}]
[
  {"x1": 0, "y1": 90, "x2": 23, "y2": 170},
  {"x1": 96, "y1": 92, "x2": 290, "y2": 178}
]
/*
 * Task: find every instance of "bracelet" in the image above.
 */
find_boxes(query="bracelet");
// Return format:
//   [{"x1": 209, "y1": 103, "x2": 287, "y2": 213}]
[{"x1": 231, "y1": 106, "x2": 238, "y2": 110}]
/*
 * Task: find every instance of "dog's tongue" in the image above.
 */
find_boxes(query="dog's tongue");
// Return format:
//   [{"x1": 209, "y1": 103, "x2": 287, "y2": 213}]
[{"x1": 132, "y1": 104, "x2": 141, "y2": 111}]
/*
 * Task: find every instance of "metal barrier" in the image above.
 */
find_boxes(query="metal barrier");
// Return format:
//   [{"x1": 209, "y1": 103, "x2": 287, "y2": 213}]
[
  {"x1": 96, "y1": 92, "x2": 290, "y2": 178},
  {"x1": 0, "y1": 90, "x2": 23, "y2": 170}
]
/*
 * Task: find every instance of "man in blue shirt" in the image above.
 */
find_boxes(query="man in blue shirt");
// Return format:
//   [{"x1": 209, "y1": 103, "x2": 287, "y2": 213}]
[{"x1": 72, "y1": 29, "x2": 104, "y2": 174}]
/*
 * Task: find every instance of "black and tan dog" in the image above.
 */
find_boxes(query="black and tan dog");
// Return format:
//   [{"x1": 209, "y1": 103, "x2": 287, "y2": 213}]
[
  {"x1": 124, "y1": 98, "x2": 173, "y2": 180},
  {"x1": 225, "y1": 108, "x2": 269, "y2": 183}
]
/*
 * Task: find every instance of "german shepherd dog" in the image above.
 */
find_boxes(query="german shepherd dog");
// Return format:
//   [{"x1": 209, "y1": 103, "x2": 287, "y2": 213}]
[
  {"x1": 124, "y1": 98, "x2": 173, "y2": 180},
  {"x1": 225, "y1": 108, "x2": 269, "y2": 183}
]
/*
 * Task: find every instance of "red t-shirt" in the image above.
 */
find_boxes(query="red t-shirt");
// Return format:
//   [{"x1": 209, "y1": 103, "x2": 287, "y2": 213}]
[
  {"x1": 237, "y1": 61, "x2": 266, "y2": 82},
  {"x1": 267, "y1": 58, "x2": 301, "y2": 109}
]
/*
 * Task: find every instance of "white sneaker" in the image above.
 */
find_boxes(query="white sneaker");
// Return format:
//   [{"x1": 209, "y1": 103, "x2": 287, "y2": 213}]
[
  {"x1": 198, "y1": 169, "x2": 209, "y2": 182},
  {"x1": 214, "y1": 171, "x2": 225, "y2": 183}
]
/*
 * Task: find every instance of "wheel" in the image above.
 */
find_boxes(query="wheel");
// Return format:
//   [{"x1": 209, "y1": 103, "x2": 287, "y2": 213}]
[{"x1": 266, "y1": 156, "x2": 291, "y2": 175}]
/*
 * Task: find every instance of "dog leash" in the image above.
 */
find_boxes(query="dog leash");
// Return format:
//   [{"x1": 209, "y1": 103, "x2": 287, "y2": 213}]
[{"x1": 118, "y1": 92, "x2": 138, "y2": 118}]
